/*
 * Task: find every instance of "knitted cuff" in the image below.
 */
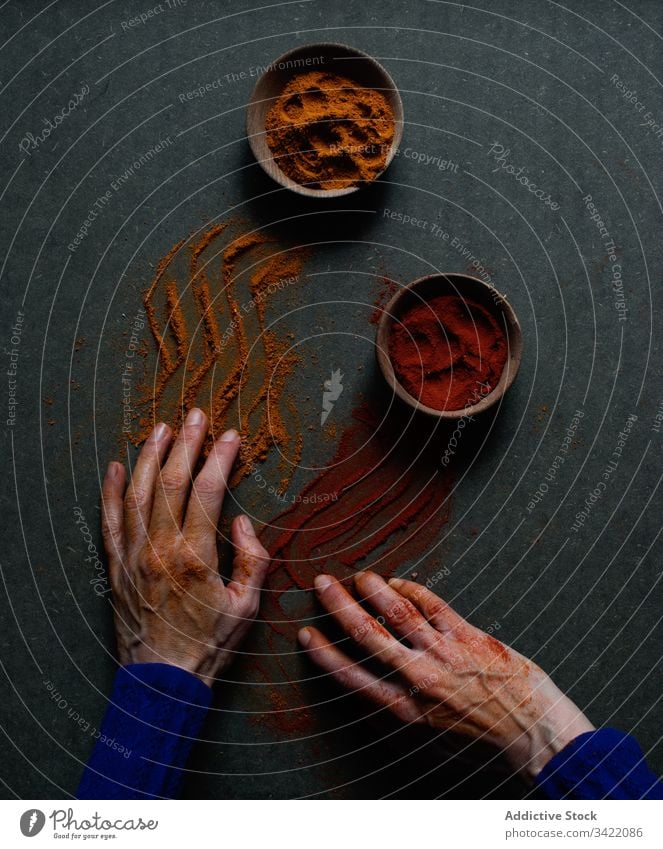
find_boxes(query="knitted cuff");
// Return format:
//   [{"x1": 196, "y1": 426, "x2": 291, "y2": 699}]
[
  {"x1": 77, "y1": 663, "x2": 212, "y2": 800},
  {"x1": 535, "y1": 728, "x2": 663, "y2": 800}
]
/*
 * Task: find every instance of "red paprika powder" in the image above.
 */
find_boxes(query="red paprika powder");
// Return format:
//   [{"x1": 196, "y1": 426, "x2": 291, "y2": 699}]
[
  {"x1": 254, "y1": 397, "x2": 455, "y2": 734},
  {"x1": 388, "y1": 293, "x2": 507, "y2": 410}
]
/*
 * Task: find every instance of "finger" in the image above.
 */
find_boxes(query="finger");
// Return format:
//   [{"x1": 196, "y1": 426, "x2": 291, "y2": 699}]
[
  {"x1": 124, "y1": 422, "x2": 172, "y2": 554},
  {"x1": 150, "y1": 407, "x2": 208, "y2": 535},
  {"x1": 100, "y1": 461, "x2": 127, "y2": 594},
  {"x1": 182, "y1": 428, "x2": 240, "y2": 555},
  {"x1": 227, "y1": 515, "x2": 271, "y2": 619},
  {"x1": 314, "y1": 574, "x2": 412, "y2": 669},
  {"x1": 354, "y1": 571, "x2": 438, "y2": 650},
  {"x1": 388, "y1": 578, "x2": 468, "y2": 635},
  {"x1": 298, "y1": 626, "x2": 423, "y2": 724}
]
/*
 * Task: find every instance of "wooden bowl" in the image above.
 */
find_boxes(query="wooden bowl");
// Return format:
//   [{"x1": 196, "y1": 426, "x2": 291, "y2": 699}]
[
  {"x1": 246, "y1": 43, "x2": 404, "y2": 198},
  {"x1": 375, "y1": 274, "x2": 523, "y2": 419}
]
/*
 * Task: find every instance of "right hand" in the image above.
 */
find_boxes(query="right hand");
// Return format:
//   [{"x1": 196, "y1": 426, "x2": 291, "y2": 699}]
[{"x1": 298, "y1": 571, "x2": 594, "y2": 780}]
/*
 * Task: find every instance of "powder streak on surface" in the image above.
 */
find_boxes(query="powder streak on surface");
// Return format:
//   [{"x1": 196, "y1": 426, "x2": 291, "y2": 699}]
[
  {"x1": 130, "y1": 222, "x2": 307, "y2": 487},
  {"x1": 251, "y1": 399, "x2": 455, "y2": 735}
]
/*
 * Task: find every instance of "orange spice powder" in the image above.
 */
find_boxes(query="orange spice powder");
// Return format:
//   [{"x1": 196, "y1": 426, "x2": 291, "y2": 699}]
[
  {"x1": 265, "y1": 70, "x2": 395, "y2": 190},
  {"x1": 129, "y1": 222, "x2": 307, "y2": 489}
]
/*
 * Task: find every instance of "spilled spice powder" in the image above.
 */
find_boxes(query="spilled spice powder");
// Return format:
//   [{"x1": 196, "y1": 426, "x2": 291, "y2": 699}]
[
  {"x1": 130, "y1": 221, "x2": 307, "y2": 489},
  {"x1": 389, "y1": 294, "x2": 508, "y2": 411},
  {"x1": 251, "y1": 395, "x2": 457, "y2": 735},
  {"x1": 265, "y1": 71, "x2": 395, "y2": 190},
  {"x1": 127, "y1": 244, "x2": 461, "y2": 737},
  {"x1": 370, "y1": 275, "x2": 399, "y2": 324},
  {"x1": 261, "y1": 399, "x2": 453, "y2": 593}
]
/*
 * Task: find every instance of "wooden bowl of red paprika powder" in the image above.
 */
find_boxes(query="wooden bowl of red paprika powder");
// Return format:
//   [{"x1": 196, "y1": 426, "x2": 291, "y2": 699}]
[
  {"x1": 376, "y1": 274, "x2": 523, "y2": 419},
  {"x1": 246, "y1": 43, "x2": 404, "y2": 197}
]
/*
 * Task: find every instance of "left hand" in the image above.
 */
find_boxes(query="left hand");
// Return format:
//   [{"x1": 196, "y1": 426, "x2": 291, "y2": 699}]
[{"x1": 100, "y1": 409, "x2": 270, "y2": 687}]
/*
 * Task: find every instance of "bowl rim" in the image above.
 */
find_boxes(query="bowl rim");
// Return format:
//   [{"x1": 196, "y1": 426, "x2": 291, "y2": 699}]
[
  {"x1": 375, "y1": 273, "x2": 523, "y2": 419},
  {"x1": 246, "y1": 41, "x2": 404, "y2": 198}
]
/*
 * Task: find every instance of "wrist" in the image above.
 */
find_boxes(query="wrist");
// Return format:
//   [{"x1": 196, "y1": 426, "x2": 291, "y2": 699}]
[
  {"x1": 128, "y1": 647, "x2": 215, "y2": 689},
  {"x1": 505, "y1": 695, "x2": 595, "y2": 782}
]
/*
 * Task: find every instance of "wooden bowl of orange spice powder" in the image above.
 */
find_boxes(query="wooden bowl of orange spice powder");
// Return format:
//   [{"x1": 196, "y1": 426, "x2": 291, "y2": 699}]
[
  {"x1": 246, "y1": 43, "x2": 403, "y2": 197},
  {"x1": 376, "y1": 274, "x2": 523, "y2": 419}
]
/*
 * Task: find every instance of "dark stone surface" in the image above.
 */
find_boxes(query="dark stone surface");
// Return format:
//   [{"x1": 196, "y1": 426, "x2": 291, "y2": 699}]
[{"x1": 1, "y1": 0, "x2": 661, "y2": 799}]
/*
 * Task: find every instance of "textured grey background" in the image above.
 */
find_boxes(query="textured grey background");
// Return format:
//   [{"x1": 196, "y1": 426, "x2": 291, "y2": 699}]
[{"x1": 1, "y1": 0, "x2": 662, "y2": 799}]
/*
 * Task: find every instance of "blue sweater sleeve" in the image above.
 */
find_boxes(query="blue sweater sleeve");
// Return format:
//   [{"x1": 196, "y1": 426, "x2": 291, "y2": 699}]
[
  {"x1": 535, "y1": 728, "x2": 663, "y2": 800},
  {"x1": 77, "y1": 663, "x2": 212, "y2": 800}
]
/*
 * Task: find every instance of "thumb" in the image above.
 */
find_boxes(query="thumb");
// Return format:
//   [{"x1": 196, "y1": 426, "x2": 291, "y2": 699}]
[{"x1": 227, "y1": 514, "x2": 270, "y2": 617}]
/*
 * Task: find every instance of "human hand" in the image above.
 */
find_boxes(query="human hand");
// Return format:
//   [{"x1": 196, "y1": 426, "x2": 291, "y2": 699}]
[
  {"x1": 298, "y1": 572, "x2": 594, "y2": 780},
  {"x1": 100, "y1": 409, "x2": 270, "y2": 688}
]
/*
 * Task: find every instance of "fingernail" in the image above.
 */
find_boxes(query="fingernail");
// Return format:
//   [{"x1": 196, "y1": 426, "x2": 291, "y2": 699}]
[
  {"x1": 388, "y1": 578, "x2": 403, "y2": 589},
  {"x1": 298, "y1": 627, "x2": 311, "y2": 647},
  {"x1": 220, "y1": 428, "x2": 239, "y2": 443},
  {"x1": 107, "y1": 461, "x2": 121, "y2": 480},
  {"x1": 152, "y1": 422, "x2": 168, "y2": 441},
  {"x1": 185, "y1": 408, "x2": 204, "y2": 426},
  {"x1": 314, "y1": 574, "x2": 332, "y2": 592},
  {"x1": 239, "y1": 514, "x2": 255, "y2": 536}
]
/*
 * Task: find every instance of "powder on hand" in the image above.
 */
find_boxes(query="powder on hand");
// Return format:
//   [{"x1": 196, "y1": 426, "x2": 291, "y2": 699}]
[
  {"x1": 265, "y1": 70, "x2": 395, "y2": 190},
  {"x1": 389, "y1": 294, "x2": 508, "y2": 410}
]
